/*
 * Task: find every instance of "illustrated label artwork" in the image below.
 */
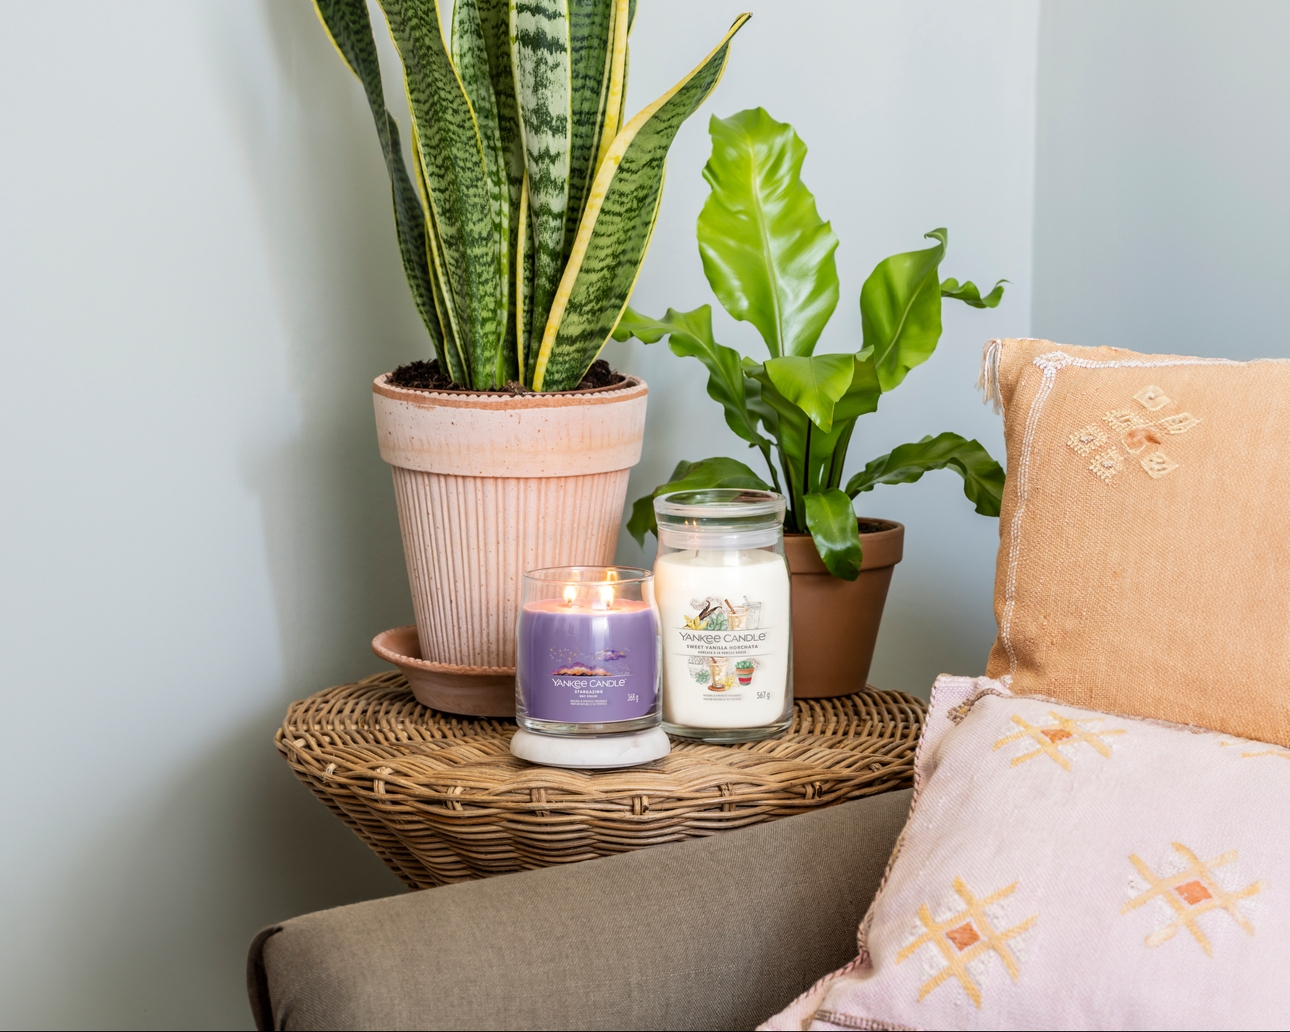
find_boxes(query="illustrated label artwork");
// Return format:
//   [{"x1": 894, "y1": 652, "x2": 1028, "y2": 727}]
[{"x1": 678, "y1": 596, "x2": 771, "y2": 695}]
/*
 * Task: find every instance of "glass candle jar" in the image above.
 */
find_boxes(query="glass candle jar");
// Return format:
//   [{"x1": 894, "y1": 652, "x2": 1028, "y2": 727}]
[
  {"x1": 653, "y1": 489, "x2": 793, "y2": 742},
  {"x1": 515, "y1": 566, "x2": 661, "y2": 735}
]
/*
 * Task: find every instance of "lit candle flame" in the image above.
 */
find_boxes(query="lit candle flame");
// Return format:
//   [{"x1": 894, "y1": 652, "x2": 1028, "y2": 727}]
[
  {"x1": 562, "y1": 584, "x2": 577, "y2": 606},
  {"x1": 598, "y1": 585, "x2": 615, "y2": 609}
]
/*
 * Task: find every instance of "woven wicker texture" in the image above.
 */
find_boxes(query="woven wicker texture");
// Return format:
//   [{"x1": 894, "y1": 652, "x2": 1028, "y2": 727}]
[{"x1": 277, "y1": 671, "x2": 925, "y2": 889}]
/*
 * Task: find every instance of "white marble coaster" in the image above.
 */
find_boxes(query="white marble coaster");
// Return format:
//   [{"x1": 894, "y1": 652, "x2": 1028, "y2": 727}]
[{"x1": 509, "y1": 727, "x2": 671, "y2": 769}]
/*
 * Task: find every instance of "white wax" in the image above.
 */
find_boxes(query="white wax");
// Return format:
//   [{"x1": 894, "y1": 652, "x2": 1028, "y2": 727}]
[{"x1": 653, "y1": 548, "x2": 791, "y2": 728}]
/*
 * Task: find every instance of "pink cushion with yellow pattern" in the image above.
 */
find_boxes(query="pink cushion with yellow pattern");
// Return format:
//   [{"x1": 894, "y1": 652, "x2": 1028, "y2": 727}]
[{"x1": 762, "y1": 675, "x2": 1287, "y2": 1031}]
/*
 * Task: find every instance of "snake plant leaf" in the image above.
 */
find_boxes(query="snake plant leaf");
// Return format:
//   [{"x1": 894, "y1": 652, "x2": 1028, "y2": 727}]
[
  {"x1": 532, "y1": 13, "x2": 751, "y2": 390},
  {"x1": 474, "y1": 0, "x2": 528, "y2": 381},
  {"x1": 612, "y1": 305, "x2": 773, "y2": 465},
  {"x1": 380, "y1": 0, "x2": 501, "y2": 389},
  {"x1": 697, "y1": 108, "x2": 840, "y2": 359},
  {"x1": 804, "y1": 489, "x2": 864, "y2": 580},
  {"x1": 763, "y1": 354, "x2": 855, "y2": 432},
  {"x1": 514, "y1": 171, "x2": 534, "y2": 381},
  {"x1": 580, "y1": 0, "x2": 617, "y2": 222},
  {"x1": 565, "y1": 0, "x2": 616, "y2": 256},
  {"x1": 313, "y1": 0, "x2": 447, "y2": 371},
  {"x1": 412, "y1": 117, "x2": 470, "y2": 382},
  {"x1": 627, "y1": 456, "x2": 770, "y2": 545},
  {"x1": 861, "y1": 228, "x2": 949, "y2": 393},
  {"x1": 941, "y1": 277, "x2": 1007, "y2": 309},
  {"x1": 451, "y1": 0, "x2": 511, "y2": 384},
  {"x1": 845, "y1": 432, "x2": 1005, "y2": 516},
  {"x1": 593, "y1": 0, "x2": 631, "y2": 180},
  {"x1": 511, "y1": 0, "x2": 572, "y2": 381}
]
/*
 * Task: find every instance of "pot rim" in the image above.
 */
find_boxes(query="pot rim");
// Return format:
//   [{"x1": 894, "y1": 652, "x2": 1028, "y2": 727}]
[
  {"x1": 784, "y1": 518, "x2": 904, "y2": 538},
  {"x1": 373, "y1": 371, "x2": 647, "y2": 410},
  {"x1": 373, "y1": 625, "x2": 515, "y2": 676}
]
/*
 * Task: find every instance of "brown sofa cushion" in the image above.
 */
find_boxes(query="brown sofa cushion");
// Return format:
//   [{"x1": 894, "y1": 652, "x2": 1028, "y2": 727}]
[
  {"x1": 247, "y1": 789, "x2": 912, "y2": 1031},
  {"x1": 985, "y1": 337, "x2": 1290, "y2": 744}
]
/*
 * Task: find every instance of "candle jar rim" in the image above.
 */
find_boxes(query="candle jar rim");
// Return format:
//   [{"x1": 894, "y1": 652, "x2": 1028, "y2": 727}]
[
  {"x1": 654, "y1": 489, "x2": 786, "y2": 523},
  {"x1": 523, "y1": 564, "x2": 653, "y2": 585}
]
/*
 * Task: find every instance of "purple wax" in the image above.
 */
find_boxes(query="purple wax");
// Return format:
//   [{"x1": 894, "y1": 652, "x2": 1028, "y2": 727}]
[{"x1": 517, "y1": 599, "x2": 659, "y2": 723}]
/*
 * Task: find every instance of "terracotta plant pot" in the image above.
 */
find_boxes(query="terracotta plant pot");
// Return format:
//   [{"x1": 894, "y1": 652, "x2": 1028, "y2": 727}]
[
  {"x1": 783, "y1": 520, "x2": 904, "y2": 698},
  {"x1": 372, "y1": 625, "x2": 514, "y2": 717},
  {"x1": 372, "y1": 374, "x2": 649, "y2": 716}
]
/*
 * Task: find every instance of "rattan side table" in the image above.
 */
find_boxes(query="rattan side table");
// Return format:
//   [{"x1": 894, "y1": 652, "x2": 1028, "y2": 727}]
[{"x1": 277, "y1": 671, "x2": 925, "y2": 889}]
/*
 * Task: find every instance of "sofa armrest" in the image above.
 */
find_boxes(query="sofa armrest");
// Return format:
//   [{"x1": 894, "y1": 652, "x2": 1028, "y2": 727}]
[{"x1": 248, "y1": 788, "x2": 911, "y2": 1031}]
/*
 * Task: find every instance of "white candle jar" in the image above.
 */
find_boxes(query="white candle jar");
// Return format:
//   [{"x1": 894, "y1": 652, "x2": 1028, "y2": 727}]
[{"x1": 653, "y1": 489, "x2": 793, "y2": 742}]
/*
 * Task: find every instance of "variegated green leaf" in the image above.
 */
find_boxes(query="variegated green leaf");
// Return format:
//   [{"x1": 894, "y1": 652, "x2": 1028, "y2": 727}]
[
  {"x1": 514, "y1": 171, "x2": 534, "y2": 382},
  {"x1": 380, "y1": 0, "x2": 500, "y2": 389},
  {"x1": 511, "y1": 0, "x2": 572, "y2": 382},
  {"x1": 532, "y1": 13, "x2": 751, "y2": 391},
  {"x1": 471, "y1": 0, "x2": 529, "y2": 382},
  {"x1": 565, "y1": 0, "x2": 615, "y2": 259},
  {"x1": 412, "y1": 118, "x2": 469, "y2": 382},
  {"x1": 313, "y1": 0, "x2": 448, "y2": 372},
  {"x1": 697, "y1": 108, "x2": 839, "y2": 358},
  {"x1": 452, "y1": 0, "x2": 510, "y2": 385},
  {"x1": 593, "y1": 0, "x2": 630, "y2": 176},
  {"x1": 579, "y1": 0, "x2": 622, "y2": 225}
]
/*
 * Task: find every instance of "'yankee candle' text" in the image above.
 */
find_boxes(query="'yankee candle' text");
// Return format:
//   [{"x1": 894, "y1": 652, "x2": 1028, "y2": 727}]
[
  {"x1": 552, "y1": 678, "x2": 627, "y2": 689},
  {"x1": 678, "y1": 630, "x2": 768, "y2": 646}
]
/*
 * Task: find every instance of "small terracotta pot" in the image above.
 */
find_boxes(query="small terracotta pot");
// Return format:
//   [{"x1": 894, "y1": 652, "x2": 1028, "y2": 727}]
[
  {"x1": 783, "y1": 520, "x2": 904, "y2": 698},
  {"x1": 372, "y1": 625, "x2": 514, "y2": 717},
  {"x1": 372, "y1": 374, "x2": 648, "y2": 716}
]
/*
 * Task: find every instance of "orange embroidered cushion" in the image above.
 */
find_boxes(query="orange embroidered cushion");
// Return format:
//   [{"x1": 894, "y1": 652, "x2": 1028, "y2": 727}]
[{"x1": 982, "y1": 338, "x2": 1290, "y2": 745}]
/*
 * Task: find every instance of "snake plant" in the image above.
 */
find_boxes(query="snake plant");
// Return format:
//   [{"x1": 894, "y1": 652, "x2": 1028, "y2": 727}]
[
  {"x1": 619, "y1": 108, "x2": 1007, "y2": 579},
  {"x1": 314, "y1": 0, "x2": 748, "y2": 391}
]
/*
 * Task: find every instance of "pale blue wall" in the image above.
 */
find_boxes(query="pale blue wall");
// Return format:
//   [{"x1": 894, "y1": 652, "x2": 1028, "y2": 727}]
[{"x1": 1032, "y1": 1, "x2": 1290, "y2": 359}]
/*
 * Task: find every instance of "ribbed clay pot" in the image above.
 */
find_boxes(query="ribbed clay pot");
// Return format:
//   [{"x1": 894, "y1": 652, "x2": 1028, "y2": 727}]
[
  {"x1": 783, "y1": 519, "x2": 904, "y2": 698},
  {"x1": 372, "y1": 374, "x2": 648, "y2": 716}
]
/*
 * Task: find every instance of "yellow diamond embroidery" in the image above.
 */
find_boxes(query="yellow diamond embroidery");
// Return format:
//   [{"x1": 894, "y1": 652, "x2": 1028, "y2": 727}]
[
  {"x1": 896, "y1": 876, "x2": 1037, "y2": 1008},
  {"x1": 1134, "y1": 385, "x2": 1172, "y2": 410},
  {"x1": 1103, "y1": 408, "x2": 1147, "y2": 432},
  {"x1": 1140, "y1": 451, "x2": 1179, "y2": 478},
  {"x1": 1067, "y1": 424, "x2": 1109, "y2": 457},
  {"x1": 1089, "y1": 447, "x2": 1124, "y2": 482},
  {"x1": 1159, "y1": 412, "x2": 1201, "y2": 434},
  {"x1": 1122, "y1": 843, "x2": 1263, "y2": 956},
  {"x1": 993, "y1": 711, "x2": 1126, "y2": 770}
]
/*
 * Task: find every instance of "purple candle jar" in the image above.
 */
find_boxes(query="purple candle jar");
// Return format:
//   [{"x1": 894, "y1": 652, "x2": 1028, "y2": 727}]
[{"x1": 516, "y1": 566, "x2": 661, "y2": 735}]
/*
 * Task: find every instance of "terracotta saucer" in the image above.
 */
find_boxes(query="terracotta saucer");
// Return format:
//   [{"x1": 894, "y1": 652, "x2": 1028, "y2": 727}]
[{"x1": 371, "y1": 626, "x2": 515, "y2": 718}]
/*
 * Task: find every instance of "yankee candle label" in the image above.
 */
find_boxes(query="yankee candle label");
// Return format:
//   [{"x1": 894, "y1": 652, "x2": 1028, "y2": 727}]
[{"x1": 676, "y1": 629, "x2": 769, "y2": 654}]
